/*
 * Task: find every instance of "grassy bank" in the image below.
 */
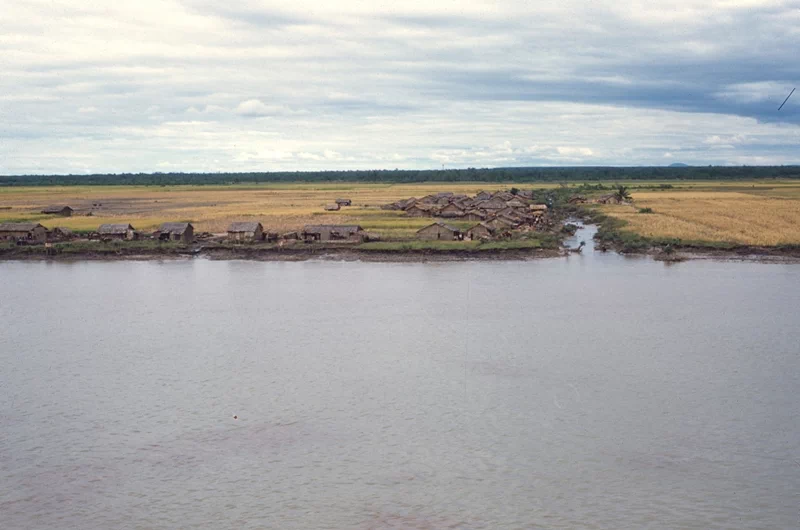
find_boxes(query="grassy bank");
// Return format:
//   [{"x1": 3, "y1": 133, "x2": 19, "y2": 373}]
[{"x1": 358, "y1": 238, "x2": 554, "y2": 252}]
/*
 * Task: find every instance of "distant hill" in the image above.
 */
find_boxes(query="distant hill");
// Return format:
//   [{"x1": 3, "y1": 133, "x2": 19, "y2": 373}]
[{"x1": 668, "y1": 163, "x2": 689, "y2": 167}]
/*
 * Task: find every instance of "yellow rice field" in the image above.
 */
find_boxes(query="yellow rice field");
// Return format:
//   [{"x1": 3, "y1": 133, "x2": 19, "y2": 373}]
[
  {"x1": 601, "y1": 183, "x2": 800, "y2": 246},
  {"x1": 2, "y1": 180, "x2": 800, "y2": 245},
  {"x1": 0, "y1": 183, "x2": 553, "y2": 239}
]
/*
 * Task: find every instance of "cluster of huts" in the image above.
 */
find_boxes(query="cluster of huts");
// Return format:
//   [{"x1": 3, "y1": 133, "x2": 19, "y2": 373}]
[
  {"x1": 383, "y1": 190, "x2": 550, "y2": 241},
  {"x1": 0, "y1": 219, "x2": 380, "y2": 246},
  {"x1": 0, "y1": 222, "x2": 195, "y2": 244}
]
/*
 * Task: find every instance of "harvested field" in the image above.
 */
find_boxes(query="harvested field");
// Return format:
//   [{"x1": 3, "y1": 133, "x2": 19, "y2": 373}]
[
  {"x1": 0, "y1": 183, "x2": 556, "y2": 239},
  {"x1": 3, "y1": 180, "x2": 800, "y2": 245},
  {"x1": 598, "y1": 182, "x2": 800, "y2": 246}
]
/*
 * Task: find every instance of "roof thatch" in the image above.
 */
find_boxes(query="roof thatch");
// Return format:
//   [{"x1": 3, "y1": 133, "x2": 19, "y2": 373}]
[
  {"x1": 0, "y1": 222, "x2": 45, "y2": 232},
  {"x1": 159, "y1": 222, "x2": 192, "y2": 234},
  {"x1": 476, "y1": 198, "x2": 507, "y2": 210},
  {"x1": 468, "y1": 222, "x2": 495, "y2": 233},
  {"x1": 227, "y1": 221, "x2": 262, "y2": 233},
  {"x1": 324, "y1": 203, "x2": 340, "y2": 211},
  {"x1": 41, "y1": 205, "x2": 73, "y2": 214},
  {"x1": 417, "y1": 221, "x2": 460, "y2": 234},
  {"x1": 98, "y1": 223, "x2": 134, "y2": 235}
]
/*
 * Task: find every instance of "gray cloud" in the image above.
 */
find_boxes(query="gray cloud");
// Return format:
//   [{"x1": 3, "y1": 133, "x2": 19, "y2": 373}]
[{"x1": 1, "y1": 0, "x2": 798, "y2": 174}]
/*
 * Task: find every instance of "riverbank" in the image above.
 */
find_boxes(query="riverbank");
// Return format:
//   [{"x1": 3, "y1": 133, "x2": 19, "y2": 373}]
[
  {"x1": 3, "y1": 239, "x2": 800, "y2": 263},
  {"x1": 0, "y1": 242, "x2": 566, "y2": 262}
]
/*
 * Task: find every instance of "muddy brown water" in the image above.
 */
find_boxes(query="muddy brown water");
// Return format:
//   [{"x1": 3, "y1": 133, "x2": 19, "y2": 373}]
[{"x1": 2, "y1": 227, "x2": 799, "y2": 529}]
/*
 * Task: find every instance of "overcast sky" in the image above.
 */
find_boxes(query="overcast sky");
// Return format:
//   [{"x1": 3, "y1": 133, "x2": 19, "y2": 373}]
[{"x1": 2, "y1": 0, "x2": 799, "y2": 174}]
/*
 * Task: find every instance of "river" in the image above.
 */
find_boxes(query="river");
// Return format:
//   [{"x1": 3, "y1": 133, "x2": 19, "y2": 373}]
[{"x1": 2, "y1": 230, "x2": 799, "y2": 529}]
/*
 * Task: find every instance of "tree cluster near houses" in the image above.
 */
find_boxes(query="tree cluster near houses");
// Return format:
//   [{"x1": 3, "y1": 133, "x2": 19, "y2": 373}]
[{"x1": 383, "y1": 190, "x2": 553, "y2": 241}]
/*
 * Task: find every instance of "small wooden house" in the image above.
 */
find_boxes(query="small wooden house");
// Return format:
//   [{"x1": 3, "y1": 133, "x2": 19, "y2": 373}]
[
  {"x1": 466, "y1": 222, "x2": 494, "y2": 240},
  {"x1": 485, "y1": 216, "x2": 516, "y2": 231},
  {"x1": 474, "y1": 191, "x2": 492, "y2": 201},
  {"x1": 324, "y1": 203, "x2": 340, "y2": 211},
  {"x1": 416, "y1": 222, "x2": 462, "y2": 241},
  {"x1": 405, "y1": 203, "x2": 434, "y2": 217},
  {"x1": 0, "y1": 222, "x2": 48, "y2": 242},
  {"x1": 437, "y1": 203, "x2": 465, "y2": 218},
  {"x1": 98, "y1": 223, "x2": 137, "y2": 240},
  {"x1": 227, "y1": 222, "x2": 264, "y2": 242},
  {"x1": 41, "y1": 205, "x2": 74, "y2": 217},
  {"x1": 462, "y1": 210, "x2": 487, "y2": 222},
  {"x1": 335, "y1": 198, "x2": 352, "y2": 206},
  {"x1": 50, "y1": 227, "x2": 74, "y2": 241},
  {"x1": 157, "y1": 222, "x2": 194, "y2": 243}
]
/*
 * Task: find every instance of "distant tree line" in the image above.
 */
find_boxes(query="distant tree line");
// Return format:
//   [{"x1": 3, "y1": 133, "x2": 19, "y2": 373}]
[{"x1": 2, "y1": 166, "x2": 799, "y2": 186}]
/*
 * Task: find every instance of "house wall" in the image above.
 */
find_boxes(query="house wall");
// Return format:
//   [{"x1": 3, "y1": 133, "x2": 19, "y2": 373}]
[
  {"x1": 228, "y1": 227, "x2": 262, "y2": 241},
  {"x1": 171, "y1": 226, "x2": 194, "y2": 242},
  {"x1": 417, "y1": 225, "x2": 457, "y2": 240},
  {"x1": 467, "y1": 226, "x2": 491, "y2": 239}
]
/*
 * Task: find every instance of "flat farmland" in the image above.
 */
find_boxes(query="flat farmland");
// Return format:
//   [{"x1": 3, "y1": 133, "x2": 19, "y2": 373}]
[
  {"x1": 0, "y1": 183, "x2": 557, "y2": 239},
  {"x1": 599, "y1": 181, "x2": 800, "y2": 246},
  {"x1": 3, "y1": 180, "x2": 800, "y2": 245}
]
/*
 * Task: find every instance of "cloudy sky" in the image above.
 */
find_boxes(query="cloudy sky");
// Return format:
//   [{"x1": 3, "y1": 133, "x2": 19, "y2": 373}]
[{"x1": 2, "y1": 0, "x2": 799, "y2": 174}]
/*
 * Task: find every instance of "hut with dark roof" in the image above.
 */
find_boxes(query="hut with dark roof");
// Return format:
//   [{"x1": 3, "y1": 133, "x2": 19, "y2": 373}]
[
  {"x1": 416, "y1": 222, "x2": 462, "y2": 241},
  {"x1": 41, "y1": 205, "x2": 74, "y2": 217},
  {"x1": 227, "y1": 221, "x2": 264, "y2": 242},
  {"x1": 157, "y1": 222, "x2": 194, "y2": 243},
  {"x1": 0, "y1": 222, "x2": 48, "y2": 242},
  {"x1": 98, "y1": 223, "x2": 137, "y2": 240}
]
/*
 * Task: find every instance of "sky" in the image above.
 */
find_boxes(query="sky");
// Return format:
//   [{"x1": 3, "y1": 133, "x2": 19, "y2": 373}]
[{"x1": 1, "y1": 0, "x2": 799, "y2": 174}]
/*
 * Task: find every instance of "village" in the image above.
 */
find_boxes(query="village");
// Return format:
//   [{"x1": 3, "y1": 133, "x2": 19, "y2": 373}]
[{"x1": 0, "y1": 190, "x2": 561, "y2": 249}]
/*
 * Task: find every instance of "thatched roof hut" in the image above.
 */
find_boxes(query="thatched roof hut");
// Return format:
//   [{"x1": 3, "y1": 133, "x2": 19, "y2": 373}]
[
  {"x1": 227, "y1": 221, "x2": 264, "y2": 241},
  {"x1": 0, "y1": 222, "x2": 48, "y2": 242},
  {"x1": 41, "y1": 205, "x2": 74, "y2": 216},
  {"x1": 157, "y1": 222, "x2": 194, "y2": 242},
  {"x1": 416, "y1": 221, "x2": 462, "y2": 241},
  {"x1": 98, "y1": 223, "x2": 137, "y2": 240}
]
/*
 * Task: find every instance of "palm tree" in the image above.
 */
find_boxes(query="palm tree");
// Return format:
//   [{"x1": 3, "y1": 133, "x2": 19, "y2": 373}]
[{"x1": 614, "y1": 185, "x2": 631, "y2": 203}]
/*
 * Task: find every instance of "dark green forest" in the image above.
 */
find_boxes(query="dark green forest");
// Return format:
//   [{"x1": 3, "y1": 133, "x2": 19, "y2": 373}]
[{"x1": 2, "y1": 166, "x2": 800, "y2": 186}]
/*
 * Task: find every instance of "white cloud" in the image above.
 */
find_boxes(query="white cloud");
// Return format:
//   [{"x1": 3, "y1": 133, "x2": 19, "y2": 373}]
[{"x1": 0, "y1": 0, "x2": 798, "y2": 173}]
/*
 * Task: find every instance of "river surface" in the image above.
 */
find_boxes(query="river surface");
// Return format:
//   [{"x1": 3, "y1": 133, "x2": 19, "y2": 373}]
[{"x1": 2, "y1": 228, "x2": 800, "y2": 529}]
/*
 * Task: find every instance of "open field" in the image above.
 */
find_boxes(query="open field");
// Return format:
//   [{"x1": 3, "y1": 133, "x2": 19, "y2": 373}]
[
  {"x1": 598, "y1": 182, "x2": 800, "y2": 246},
  {"x1": 2, "y1": 180, "x2": 800, "y2": 245},
  {"x1": 0, "y1": 182, "x2": 558, "y2": 239}
]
